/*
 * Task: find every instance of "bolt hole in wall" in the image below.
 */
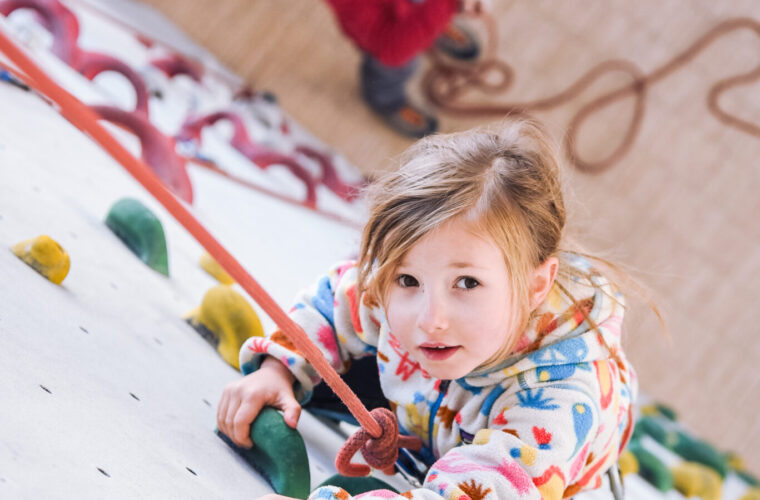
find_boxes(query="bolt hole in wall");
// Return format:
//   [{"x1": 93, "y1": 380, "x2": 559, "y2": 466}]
[
  {"x1": 97, "y1": 468, "x2": 110, "y2": 478},
  {"x1": 79, "y1": 326, "x2": 89, "y2": 333},
  {"x1": 130, "y1": 392, "x2": 140, "y2": 401},
  {"x1": 186, "y1": 467, "x2": 197, "y2": 476},
  {"x1": 39, "y1": 385, "x2": 52, "y2": 394}
]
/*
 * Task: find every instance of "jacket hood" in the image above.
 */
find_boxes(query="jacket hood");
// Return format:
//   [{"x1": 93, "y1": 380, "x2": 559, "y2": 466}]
[{"x1": 460, "y1": 253, "x2": 626, "y2": 387}]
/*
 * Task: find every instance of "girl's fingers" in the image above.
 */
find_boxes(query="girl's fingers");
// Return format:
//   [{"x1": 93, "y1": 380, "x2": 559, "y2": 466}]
[
  {"x1": 222, "y1": 392, "x2": 243, "y2": 442},
  {"x1": 278, "y1": 395, "x2": 302, "y2": 429},
  {"x1": 216, "y1": 390, "x2": 230, "y2": 436},
  {"x1": 232, "y1": 398, "x2": 264, "y2": 448}
]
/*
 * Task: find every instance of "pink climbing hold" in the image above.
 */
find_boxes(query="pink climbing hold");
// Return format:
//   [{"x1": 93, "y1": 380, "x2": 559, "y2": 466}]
[
  {"x1": 0, "y1": 0, "x2": 150, "y2": 115},
  {"x1": 78, "y1": 51, "x2": 150, "y2": 115},
  {"x1": 179, "y1": 111, "x2": 318, "y2": 208},
  {"x1": 295, "y1": 145, "x2": 364, "y2": 202},
  {"x1": 150, "y1": 54, "x2": 203, "y2": 82},
  {"x1": 0, "y1": 0, "x2": 79, "y2": 64},
  {"x1": 92, "y1": 105, "x2": 193, "y2": 203}
]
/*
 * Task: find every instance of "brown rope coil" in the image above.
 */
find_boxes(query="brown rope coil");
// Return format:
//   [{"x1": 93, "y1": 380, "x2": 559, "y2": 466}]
[
  {"x1": 423, "y1": 16, "x2": 760, "y2": 174},
  {"x1": 335, "y1": 408, "x2": 423, "y2": 477}
]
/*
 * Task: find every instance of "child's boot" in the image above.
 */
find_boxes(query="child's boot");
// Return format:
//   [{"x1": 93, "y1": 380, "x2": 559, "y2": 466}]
[{"x1": 434, "y1": 20, "x2": 481, "y2": 61}]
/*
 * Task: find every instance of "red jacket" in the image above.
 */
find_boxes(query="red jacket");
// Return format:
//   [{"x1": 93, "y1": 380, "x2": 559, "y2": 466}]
[{"x1": 325, "y1": 0, "x2": 459, "y2": 67}]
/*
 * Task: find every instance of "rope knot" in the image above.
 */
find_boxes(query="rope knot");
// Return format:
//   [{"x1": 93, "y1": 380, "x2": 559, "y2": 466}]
[{"x1": 335, "y1": 407, "x2": 422, "y2": 477}]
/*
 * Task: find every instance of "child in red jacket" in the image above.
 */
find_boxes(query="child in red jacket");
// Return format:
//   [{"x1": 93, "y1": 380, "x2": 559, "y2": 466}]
[{"x1": 324, "y1": 0, "x2": 489, "y2": 138}]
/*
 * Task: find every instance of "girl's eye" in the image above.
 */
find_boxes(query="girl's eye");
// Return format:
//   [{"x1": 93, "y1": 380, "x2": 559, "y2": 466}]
[
  {"x1": 455, "y1": 277, "x2": 480, "y2": 290},
  {"x1": 396, "y1": 274, "x2": 419, "y2": 288}
]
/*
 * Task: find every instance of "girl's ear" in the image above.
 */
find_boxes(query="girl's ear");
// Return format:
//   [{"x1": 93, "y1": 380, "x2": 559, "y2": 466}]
[{"x1": 529, "y1": 256, "x2": 559, "y2": 310}]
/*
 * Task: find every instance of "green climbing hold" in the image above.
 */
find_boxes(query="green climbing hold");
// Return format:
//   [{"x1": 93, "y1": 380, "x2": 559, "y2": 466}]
[
  {"x1": 633, "y1": 416, "x2": 671, "y2": 446},
  {"x1": 105, "y1": 198, "x2": 169, "y2": 276},
  {"x1": 216, "y1": 407, "x2": 310, "y2": 498},
  {"x1": 737, "y1": 470, "x2": 760, "y2": 487},
  {"x1": 634, "y1": 416, "x2": 728, "y2": 478},
  {"x1": 654, "y1": 403, "x2": 678, "y2": 421},
  {"x1": 627, "y1": 440, "x2": 673, "y2": 492},
  {"x1": 671, "y1": 431, "x2": 728, "y2": 478},
  {"x1": 725, "y1": 452, "x2": 759, "y2": 486},
  {"x1": 316, "y1": 474, "x2": 399, "y2": 495}
]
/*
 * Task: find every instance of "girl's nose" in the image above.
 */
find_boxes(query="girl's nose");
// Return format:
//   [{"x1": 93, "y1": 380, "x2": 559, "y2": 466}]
[{"x1": 416, "y1": 291, "x2": 449, "y2": 334}]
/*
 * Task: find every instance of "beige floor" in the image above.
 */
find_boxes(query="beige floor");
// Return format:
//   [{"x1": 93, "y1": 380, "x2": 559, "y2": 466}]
[{"x1": 144, "y1": 0, "x2": 760, "y2": 472}]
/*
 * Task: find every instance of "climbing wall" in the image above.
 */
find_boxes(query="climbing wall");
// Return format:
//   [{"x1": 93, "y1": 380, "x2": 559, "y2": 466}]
[
  {"x1": 0, "y1": 1, "x2": 758, "y2": 499},
  {"x1": 0, "y1": 0, "x2": 370, "y2": 496}
]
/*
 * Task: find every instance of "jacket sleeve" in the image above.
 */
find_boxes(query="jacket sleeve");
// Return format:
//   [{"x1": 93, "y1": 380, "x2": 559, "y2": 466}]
[
  {"x1": 308, "y1": 373, "x2": 605, "y2": 500},
  {"x1": 238, "y1": 261, "x2": 382, "y2": 403}
]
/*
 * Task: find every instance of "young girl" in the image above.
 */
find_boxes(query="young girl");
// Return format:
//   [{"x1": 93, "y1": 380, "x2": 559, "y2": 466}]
[{"x1": 217, "y1": 119, "x2": 637, "y2": 499}]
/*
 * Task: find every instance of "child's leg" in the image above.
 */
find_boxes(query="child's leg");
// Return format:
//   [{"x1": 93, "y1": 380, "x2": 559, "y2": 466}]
[
  {"x1": 359, "y1": 54, "x2": 437, "y2": 138},
  {"x1": 360, "y1": 55, "x2": 418, "y2": 113}
]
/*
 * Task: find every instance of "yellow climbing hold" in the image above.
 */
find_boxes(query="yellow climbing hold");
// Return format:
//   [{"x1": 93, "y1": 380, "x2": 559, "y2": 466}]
[
  {"x1": 640, "y1": 405, "x2": 659, "y2": 418},
  {"x1": 672, "y1": 461, "x2": 722, "y2": 500},
  {"x1": 185, "y1": 285, "x2": 263, "y2": 369},
  {"x1": 726, "y1": 451, "x2": 746, "y2": 471},
  {"x1": 199, "y1": 251, "x2": 235, "y2": 285},
  {"x1": 740, "y1": 487, "x2": 760, "y2": 500},
  {"x1": 618, "y1": 449, "x2": 639, "y2": 476},
  {"x1": 11, "y1": 235, "x2": 70, "y2": 285}
]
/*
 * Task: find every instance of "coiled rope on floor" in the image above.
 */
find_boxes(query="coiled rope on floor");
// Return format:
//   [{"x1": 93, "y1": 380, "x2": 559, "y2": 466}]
[
  {"x1": 424, "y1": 15, "x2": 760, "y2": 173},
  {"x1": 0, "y1": 25, "x2": 417, "y2": 477}
]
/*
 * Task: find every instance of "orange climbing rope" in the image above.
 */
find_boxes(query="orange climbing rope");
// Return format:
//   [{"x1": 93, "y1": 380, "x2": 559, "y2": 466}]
[
  {"x1": 424, "y1": 14, "x2": 760, "y2": 173},
  {"x1": 0, "y1": 25, "x2": 414, "y2": 475}
]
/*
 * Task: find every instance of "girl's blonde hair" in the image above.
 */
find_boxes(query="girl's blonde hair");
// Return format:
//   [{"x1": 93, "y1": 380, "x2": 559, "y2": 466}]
[{"x1": 358, "y1": 118, "x2": 661, "y2": 369}]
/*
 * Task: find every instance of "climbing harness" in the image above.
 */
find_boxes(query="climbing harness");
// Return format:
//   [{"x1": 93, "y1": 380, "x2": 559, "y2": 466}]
[
  {"x1": 423, "y1": 13, "x2": 760, "y2": 173},
  {"x1": 607, "y1": 465, "x2": 625, "y2": 500}
]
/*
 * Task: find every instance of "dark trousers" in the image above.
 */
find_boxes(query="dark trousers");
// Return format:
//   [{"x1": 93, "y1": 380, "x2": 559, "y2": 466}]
[
  {"x1": 305, "y1": 355, "x2": 390, "y2": 425},
  {"x1": 360, "y1": 54, "x2": 419, "y2": 113}
]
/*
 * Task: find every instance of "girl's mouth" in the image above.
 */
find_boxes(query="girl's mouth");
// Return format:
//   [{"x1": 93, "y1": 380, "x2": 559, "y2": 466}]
[{"x1": 419, "y1": 345, "x2": 460, "y2": 361}]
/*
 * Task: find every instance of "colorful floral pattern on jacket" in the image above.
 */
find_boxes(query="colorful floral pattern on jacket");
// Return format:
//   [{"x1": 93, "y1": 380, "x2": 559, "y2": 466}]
[{"x1": 239, "y1": 255, "x2": 638, "y2": 499}]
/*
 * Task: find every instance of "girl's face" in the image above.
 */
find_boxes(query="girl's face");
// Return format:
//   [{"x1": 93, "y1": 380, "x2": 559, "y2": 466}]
[{"x1": 386, "y1": 217, "x2": 517, "y2": 380}]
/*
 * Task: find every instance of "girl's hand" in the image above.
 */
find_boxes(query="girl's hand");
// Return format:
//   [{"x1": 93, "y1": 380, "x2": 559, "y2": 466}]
[{"x1": 217, "y1": 356, "x2": 301, "y2": 448}]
